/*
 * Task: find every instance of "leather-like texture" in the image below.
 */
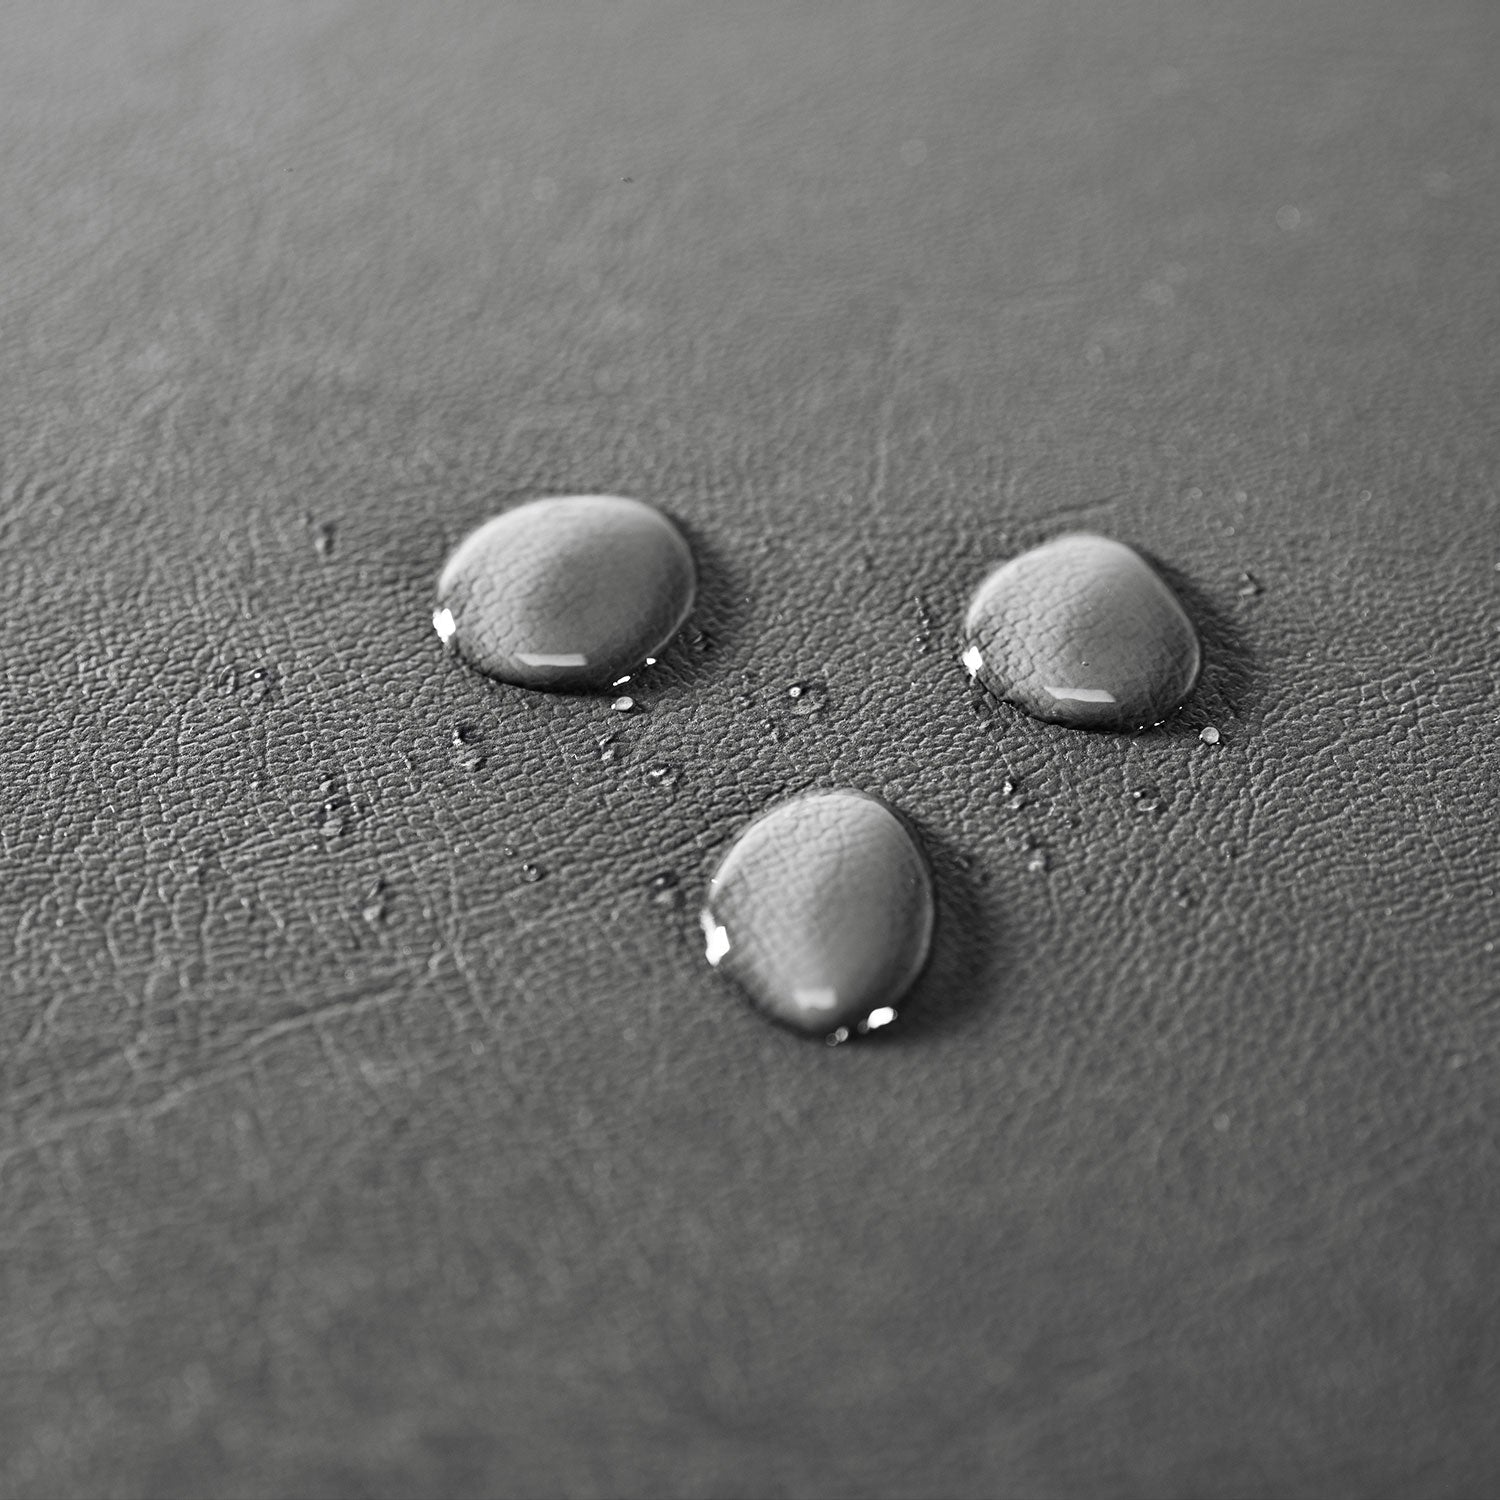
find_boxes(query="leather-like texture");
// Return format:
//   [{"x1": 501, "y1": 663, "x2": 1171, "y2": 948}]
[{"x1": 2, "y1": 4, "x2": 1496, "y2": 1496}]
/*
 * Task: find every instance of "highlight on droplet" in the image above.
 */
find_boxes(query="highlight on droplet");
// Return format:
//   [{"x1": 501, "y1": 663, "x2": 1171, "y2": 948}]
[{"x1": 701, "y1": 912, "x2": 732, "y2": 967}]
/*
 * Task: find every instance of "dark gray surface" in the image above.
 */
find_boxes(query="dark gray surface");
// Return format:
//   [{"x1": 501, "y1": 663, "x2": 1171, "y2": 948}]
[{"x1": 2, "y1": 4, "x2": 1497, "y2": 1497}]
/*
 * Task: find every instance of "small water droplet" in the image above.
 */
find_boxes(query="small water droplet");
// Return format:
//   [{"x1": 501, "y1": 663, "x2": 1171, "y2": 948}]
[
  {"x1": 1212, "y1": 1111, "x2": 1232, "y2": 1132},
  {"x1": 520, "y1": 861, "x2": 545, "y2": 883},
  {"x1": 648, "y1": 871, "x2": 682, "y2": 909},
  {"x1": 313, "y1": 521, "x2": 337, "y2": 558},
  {"x1": 701, "y1": 789, "x2": 934, "y2": 1036},
  {"x1": 362, "y1": 878, "x2": 388, "y2": 925},
  {"x1": 434, "y1": 495, "x2": 695, "y2": 690},
  {"x1": 451, "y1": 722, "x2": 487, "y2": 770},
  {"x1": 611, "y1": 696, "x2": 635, "y2": 714},
  {"x1": 962, "y1": 534, "x2": 1201, "y2": 730},
  {"x1": 913, "y1": 594, "x2": 934, "y2": 653},
  {"x1": 785, "y1": 680, "x2": 829, "y2": 717},
  {"x1": 1130, "y1": 786, "x2": 1164, "y2": 816},
  {"x1": 1199, "y1": 725, "x2": 1221, "y2": 745},
  {"x1": 1237, "y1": 569, "x2": 1263, "y2": 598},
  {"x1": 645, "y1": 762, "x2": 681, "y2": 792},
  {"x1": 1026, "y1": 850, "x2": 1048, "y2": 874}
]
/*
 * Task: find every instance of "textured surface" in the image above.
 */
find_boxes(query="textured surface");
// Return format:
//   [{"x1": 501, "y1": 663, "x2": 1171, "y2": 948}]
[
  {"x1": 1, "y1": 3, "x2": 1497, "y2": 1497},
  {"x1": 963, "y1": 532, "x2": 1202, "y2": 730},
  {"x1": 703, "y1": 790, "x2": 934, "y2": 1035}
]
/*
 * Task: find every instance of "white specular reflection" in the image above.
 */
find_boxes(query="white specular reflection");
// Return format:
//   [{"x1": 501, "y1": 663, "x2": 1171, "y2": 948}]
[
  {"x1": 700, "y1": 911, "x2": 731, "y2": 967},
  {"x1": 1043, "y1": 684, "x2": 1116, "y2": 704},
  {"x1": 433, "y1": 608, "x2": 457, "y2": 643},
  {"x1": 516, "y1": 652, "x2": 588, "y2": 668},
  {"x1": 794, "y1": 987, "x2": 838, "y2": 1012}
]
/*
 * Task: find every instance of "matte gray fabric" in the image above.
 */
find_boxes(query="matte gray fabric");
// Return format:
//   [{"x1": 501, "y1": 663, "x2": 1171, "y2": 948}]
[{"x1": 2, "y1": 4, "x2": 1496, "y2": 1497}]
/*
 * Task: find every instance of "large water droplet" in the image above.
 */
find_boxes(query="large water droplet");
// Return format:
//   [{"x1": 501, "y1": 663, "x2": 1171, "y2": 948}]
[
  {"x1": 434, "y1": 495, "x2": 695, "y2": 690},
  {"x1": 962, "y1": 533, "x2": 1201, "y2": 730},
  {"x1": 701, "y1": 789, "x2": 934, "y2": 1037}
]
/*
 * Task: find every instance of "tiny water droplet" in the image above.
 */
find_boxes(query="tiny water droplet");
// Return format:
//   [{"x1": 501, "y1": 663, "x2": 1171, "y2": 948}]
[
  {"x1": 362, "y1": 879, "x2": 388, "y2": 925},
  {"x1": 701, "y1": 789, "x2": 934, "y2": 1036},
  {"x1": 913, "y1": 594, "x2": 934, "y2": 653},
  {"x1": 1237, "y1": 569, "x2": 1263, "y2": 598},
  {"x1": 520, "y1": 861, "x2": 545, "y2": 883},
  {"x1": 1130, "y1": 786, "x2": 1164, "y2": 816},
  {"x1": 962, "y1": 533, "x2": 1201, "y2": 730},
  {"x1": 313, "y1": 521, "x2": 337, "y2": 558},
  {"x1": 611, "y1": 696, "x2": 635, "y2": 714},
  {"x1": 434, "y1": 495, "x2": 695, "y2": 690},
  {"x1": 451, "y1": 722, "x2": 487, "y2": 770},
  {"x1": 648, "y1": 871, "x2": 682, "y2": 909},
  {"x1": 1199, "y1": 725, "x2": 1221, "y2": 745},
  {"x1": 645, "y1": 762, "x2": 681, "y2": 792},
  {"x1": 1212, "y1": 1111, "x2": 1232, "y2": 1132},
  {"x1": 785, "y1": 680, "x2": 829, "y2": 717},
  {"x1": 1026, "y1": 850, "x2": 1048, "y2": 874}
]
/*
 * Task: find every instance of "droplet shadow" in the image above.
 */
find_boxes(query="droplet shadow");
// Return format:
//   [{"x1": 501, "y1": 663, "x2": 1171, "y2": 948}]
[
  {"x1": 865, "y1": 813, "x2": 1001, "y2": 1044},
  {"x1": 1142, "y1": 554, "x2": 1264, "y2": 739},
  {"x1": 646, "y1": 516, "x2": 748, "y2": 694},
  {"x1": 964, "y1": 550, "x2": 1262, "y2": 741}
]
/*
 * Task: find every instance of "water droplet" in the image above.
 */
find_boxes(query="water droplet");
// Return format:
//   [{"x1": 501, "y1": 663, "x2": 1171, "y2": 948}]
[
  {"x1": 1237, "y1": 569, "x2": 1263, "y2": 599},
  {"x1": 434, "y1": 495, "x2": 695, "y2": 690},
  {"x1": 611, "y1": 696, "x2": 636, "y2": 714},
  {"x1": 648, "y1": 871, "x2": 682, "y2": 909},
  {"x1": 962, "y1": 534, "x2": 1201, "y2": 730},
  {"x1": 452, "y1": 722, "x2": 486, "y2": 771},
  {"x1": 362, "y1": 879, "x2": 388, "y2": 925},
  {"x1": 1199, "y1": 725, "x2": 1221, "y2": 745},
  {"x1": 1026, "y1": 850, "x2": 1048, "y2": 874},
  {"x1": 313, "y1": 521, "x2": 336, "y2": 558},
  {"x1": 701, "y1": 789, "x2": 934, "y2": 1036},
  {"x1": 520, "y1": 861, "x2": 545, "y2": 883},
  {"x1": 785, "y1": 680, "x2": 829, "y2": 717},
  {"x1": 645, "y1": 762, "x2": 681, "y2": 792},
  {"x1": 1130, "y1": 786, "x2": 1164, "y2": 816}
]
